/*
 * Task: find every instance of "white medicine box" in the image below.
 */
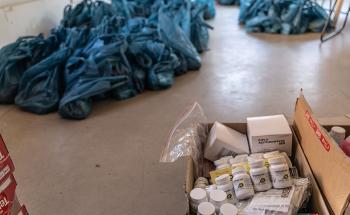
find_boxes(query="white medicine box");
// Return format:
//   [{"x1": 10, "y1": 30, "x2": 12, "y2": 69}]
[
  {"x1": 204, "y1": 121, "x2": 249, "y2": 161},
  {"x1": 247, "y1": 115, "x2": 292, "y2": 155}
]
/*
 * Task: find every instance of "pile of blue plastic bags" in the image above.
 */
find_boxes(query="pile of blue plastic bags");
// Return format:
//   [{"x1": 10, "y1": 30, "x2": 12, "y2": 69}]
[
  {"x1": 0, "y1": 0, "x2": 214, "y2": 119},
  {"x1": 239, "y1": 0, "x2": 329, "y2": 34},
  {"x1": 217, "y1": 0, "x2": 240, "y2": 6}
]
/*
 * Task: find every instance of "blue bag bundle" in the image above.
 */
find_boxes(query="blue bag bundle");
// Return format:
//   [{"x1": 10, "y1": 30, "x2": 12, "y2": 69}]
[
  {"x1": 1, "y1": 0, "x2": 212, "y2": 119},
  {"x1": 191, "y1": 2, "x2": 214, "y2": 53},
  {"x1": 59, "y1": 57, "x2": 130, "y2": 119},
  {"x1": 0, "y1": 35, "x2": 61, "y2": 104},
  {"x1": 59, "y1": 35, "x2": 135, "y2": 119},
  {"x1": 239, "y1": 0, "x2": 329, "y2": 34},
  {"x1": 218, "y1": 0, "x2": 239, "y2": 6},
  {"x1": 15, "y1": 48, "x2": 71, "y2": 114},
  {"x1": 158, "y1": 7, "x2": 201, "y2": 70},
  {"x1": 61, "y1": 0, "x2": 93, "y2": 27},
  {"x1": 194, "y1": 0, "x2": 216, "y2": 19}
]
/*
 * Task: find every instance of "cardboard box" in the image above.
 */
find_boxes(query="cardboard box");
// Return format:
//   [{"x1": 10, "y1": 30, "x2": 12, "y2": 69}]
[
  {"x1": 183, "y1": 123, "x2": 329, "y2": 215},
  {"x1": 293, "y1": 95, "x2": 350, "y2": 215},
  {"x1": 247, "y1": 115, "x2": 292, "y2": 155},
  {"x1": 204, "y1": 121, "x2": 249, "y2": 161}
]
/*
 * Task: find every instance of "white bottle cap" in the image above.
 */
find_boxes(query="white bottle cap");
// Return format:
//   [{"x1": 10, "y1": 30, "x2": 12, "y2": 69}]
[
  {"x1": 198, "y1": 202, "x2": 216, "y2": 215},
  {"x1": 331, "y1": 126, "x2": 346, "y2": 135},
  {"x1": 190, "y1": 188, "x2": 207, "y2": 202},
  {"x1": 249, "y1": 153, "x2": 264, "y2": 159},
  {"x1": 214, "y1": 156, "x2": 233, "y2": 167},
  {"x1": 234, "y1": 154, "x2": 248, "y2": 162},
  {"x1": 263, "y1": 151, "x2": 280, "y2": 159},
  {"x1": 209, "y1": 190, "x2": 227, "y2": 203},
  {"x1": 219, "y1": 203, "x2": 238, "y2": 215},
  {"x1": 205, "y1": 184, "x2": 217, "y2": 194},
  {"x1": 216, "y1": 163, "x2": 230, "y2": 170},
  {"x1": 346, "y1": 136, "x2": 350, "y2": 142},
  {"x1": 232, "y1": 166, "x2": 246, "y2": 175},
  {"x1": 215, "y1": 174, "x2": 230, "y2": 185},
  {"x1": 249, "y1": 159, "x2": 264, "y2": 168},
  {"x1": 268, "y1": 156, "x2": 286, "y2": 165},
  {"x1": 280, "y1": 152, "x2": 293, "y2": 168},
  {"x1": 195, "y1": 177, "x2": 209, "y2": 185}
]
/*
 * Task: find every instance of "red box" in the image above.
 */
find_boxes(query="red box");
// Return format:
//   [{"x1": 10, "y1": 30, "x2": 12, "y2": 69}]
[
  {"x1": 0, "y1": 137, "x2": 9, "y2": 163},
  {"x1": 16, "y1": 206, "x2": 28, "y2": 215},
  {"x1": 0, "y1": 157, "x2": 15, "y2": 187},
  {"x1": 0, "y1": 175, "x2": 17, "y2": 215}
]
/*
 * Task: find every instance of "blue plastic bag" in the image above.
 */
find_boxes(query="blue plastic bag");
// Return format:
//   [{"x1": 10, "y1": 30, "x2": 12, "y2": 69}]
[
  {"x1": 239, "y1": 0, "x2": 330, "y2": 34},
  {"x1": 15, "y1": 48, "x2": 71, "y2": 114},
  {"x1": 158, "y1": 7, "x2": 201, "y2": 70},
  {"x1": 0, "y1": 35, "x2": 59, "y2": 104}
]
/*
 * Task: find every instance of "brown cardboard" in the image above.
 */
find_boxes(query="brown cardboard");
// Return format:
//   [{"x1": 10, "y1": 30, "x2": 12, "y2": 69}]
[
  {"x1": 293, "y1": 94, "x2": 350, "y2": 215},
  {"x1": 184, "y1": 123, "x2": 329, "y2": 215}
]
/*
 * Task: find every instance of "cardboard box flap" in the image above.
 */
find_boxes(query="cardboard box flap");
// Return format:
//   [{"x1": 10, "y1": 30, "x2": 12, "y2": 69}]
[{"x1": 293, "y1": 94, "x2": 350, "y2": 215}]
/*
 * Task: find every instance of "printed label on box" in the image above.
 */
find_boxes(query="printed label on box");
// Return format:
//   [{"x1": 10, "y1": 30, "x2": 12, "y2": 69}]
[
  {"x1": 0, "y1": 157, "x2": 14, "y2": 186},
  {"x1": 17, "y1": 205, "x2": 28, "y2": 215},
  {"x1": 251, "y1": 134, "x2": 290, "y2": 154},
  {"x1": 0, "y1": 175, "x2": 16, "y2": 215},
  {"x1": 0, "y1": 137, "x2": 9, "y2": 163},
  {"x1": 305, "y1": 110, "x2": 331, "y2": 152}
]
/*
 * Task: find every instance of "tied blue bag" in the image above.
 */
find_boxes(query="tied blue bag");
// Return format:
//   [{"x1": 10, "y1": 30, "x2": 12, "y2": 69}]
[
  {"x1": 191, "y1": 2, "x2": 214, "y2": 53},
  {"x1": 158, "y1": 7, "x2": 202, "y2": 70},
  {"x1": 15, "y1": 48, "x2": 71, "y2": 114},
  {"x1": 195, "y1": 0, "x2": 216, "y2": 19},
  {"x1": 239, "y1": 0, "x2": 330, "y2": 34},
  {"x1": 59, "y1": 36, "x2": 135, "y2": 119},
  {"x1": 0, "y1": 35, "x2": 60, "y2": 104}
]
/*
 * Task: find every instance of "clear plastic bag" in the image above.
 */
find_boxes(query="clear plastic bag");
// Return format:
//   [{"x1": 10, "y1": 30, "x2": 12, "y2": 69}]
[
  {"x1": 160, "y1": 102, "x2": 208, "y2": 177},
  {"x1": 238, "y1": 178, "x2": 311, "y2": 215}
]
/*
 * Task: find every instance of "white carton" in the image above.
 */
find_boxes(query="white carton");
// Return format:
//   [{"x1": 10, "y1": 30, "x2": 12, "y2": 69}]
[
  {"x1": 204, "y1": 122, "x2": 249, "y2": 161},
  {"x1": 247, "y1": 115, "x2": 292, "y2": 155}
]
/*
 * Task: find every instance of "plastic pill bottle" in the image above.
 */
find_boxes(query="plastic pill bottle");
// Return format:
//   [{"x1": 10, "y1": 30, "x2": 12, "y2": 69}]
[
  {"x1": 232, "y1": 166, "x2": 254, "y2": 200},
  {"x1": 197, "y1": 202, "x2": 216, "y2": 215},
  {"x1": 215, "y1": 174, "x2": 237, "y2": 204},
  {"x1": 190, "y1": 188, "x2": 208, "y2": 213},
  {"x1": 329, "y1": 126, "x2": 346, "y2": 144},
  {"x1": 205, "y1": 184, "x2": 217, "y2": 197},
  {"x1": 219, "y1": 203, "x2": 238, "y2": 215},
  {"x1": 268, "y1": 156, "x2": 292, "y2": 189},
  {"x1": 249, "y1": 159, "x2": 272, "y2": 192},
  {"x1": 209, "y1": 189, "x2": 227, "y2": 214},
  {"x1": 216, "y1": 163, "x2": 230, "y2": 170}
]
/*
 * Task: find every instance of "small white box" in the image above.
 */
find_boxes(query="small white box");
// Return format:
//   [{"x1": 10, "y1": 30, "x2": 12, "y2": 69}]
[
  {"x1": 247, "y1": 115, "x2": 292, "y2": 156},
  {"x1": 204, "y1": 122, "x2": 249, "y2": 161}
]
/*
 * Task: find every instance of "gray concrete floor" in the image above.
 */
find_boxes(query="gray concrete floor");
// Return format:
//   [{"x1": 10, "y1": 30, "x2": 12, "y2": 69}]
[{"x1": 1, "y1": 5, "x2": 350, "y2": 215}]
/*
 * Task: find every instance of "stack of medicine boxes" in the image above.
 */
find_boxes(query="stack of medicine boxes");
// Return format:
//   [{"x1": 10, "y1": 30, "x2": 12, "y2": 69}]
[{"x1": 0, "y1": 135, "x2": 28, "y2": 215}]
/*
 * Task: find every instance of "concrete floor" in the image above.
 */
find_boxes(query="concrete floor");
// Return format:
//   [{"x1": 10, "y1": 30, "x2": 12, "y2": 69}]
[{"x1": 1, "y1": 5, "x2": 350, "y2": 215}]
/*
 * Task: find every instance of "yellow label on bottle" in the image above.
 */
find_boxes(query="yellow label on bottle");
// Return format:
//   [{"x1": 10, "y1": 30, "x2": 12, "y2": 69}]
[{"x1": 210, "y1": 167, "x2": 232, "y2": 183}]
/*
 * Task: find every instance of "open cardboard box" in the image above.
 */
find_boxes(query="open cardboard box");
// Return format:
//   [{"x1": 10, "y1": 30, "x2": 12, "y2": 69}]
[
  {"x1": 183, "y1": 122, "x2": 329, "y2": 215},
  {"x1": 294, "y1": 95, "x2": 350, "y2": 215},
  {"x1": 175, "y1": 93, "x2": 350, "y2": 215}
]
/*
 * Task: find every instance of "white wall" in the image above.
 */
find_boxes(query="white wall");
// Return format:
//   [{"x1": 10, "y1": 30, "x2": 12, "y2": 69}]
[{"x1": 0, "y1": 0, "x2": 73, "y2": 47}]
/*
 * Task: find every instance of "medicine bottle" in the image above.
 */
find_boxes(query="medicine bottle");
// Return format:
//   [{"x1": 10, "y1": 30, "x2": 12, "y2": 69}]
[
  {"x1": 197, "y1": 202, "x2": 216, "y2": 215},
  {"x1": 219, "y1": 203, "x2": 238, "y2": 215},
  {"x1": 205, "y1": 184, "x2": 217, "y2": 197},
  {"x1": 190, "y1": 188, "x2": 208, "y2": 213},
  {"x1": 329, "y1": 126, "x2": 346, "y2": 144},
  {"x1": 209, "y1": 189, "x2": 227, "y2": 214},
  {"x1": 232, "y1": 166, "x2": 254, "y2": 200},
  {"x1": 268, "y1": 156, "x2": 292, "y2": 189},
  {"x1": 215, "y1": 174, "x2": 236, "y2": 204},
  {"x1": 249, "y1": 159, "x2": 272, "y2": 191}
]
